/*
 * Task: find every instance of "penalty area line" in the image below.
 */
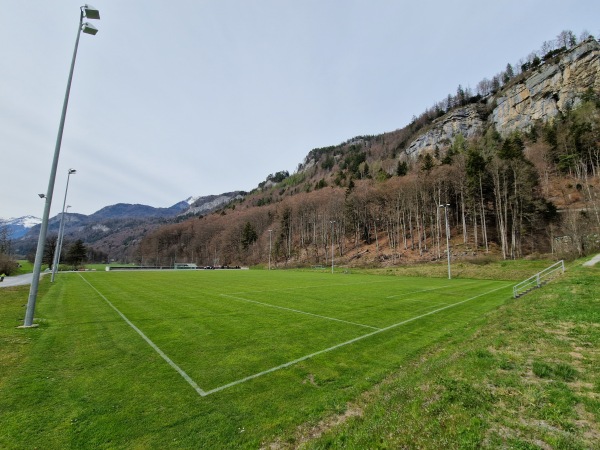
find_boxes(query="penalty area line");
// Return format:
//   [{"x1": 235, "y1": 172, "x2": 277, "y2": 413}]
[
  {"x1": 206, "y1": 283, "x2": 512, "y2": 396},
  {"x1": 78, "y1": 274, "x2": 208, "y2": 397},
  {"x1": 386, "y1": 285, "x2": 450, "y2": 299},
  {"x1": 220, "y1": 293, "x2": 380, "y2": 330},
  {"x1": 225, "y1": 278, "x2": 397, "y2": 297}
]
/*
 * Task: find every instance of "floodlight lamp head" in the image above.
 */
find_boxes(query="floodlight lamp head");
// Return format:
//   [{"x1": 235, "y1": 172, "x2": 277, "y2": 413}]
[
  {"x1": 69, "y1": 169, "x2": 77, "y2": 174},
  {"x1": 38, "y1": 193, "x2": 46, "y2": 198},
  {"x1": 82, "y1": 22, "x2": 98, "y2": 35},
  {"x1": 82, "y1": 4, "x2": 100, "y2": 20}
]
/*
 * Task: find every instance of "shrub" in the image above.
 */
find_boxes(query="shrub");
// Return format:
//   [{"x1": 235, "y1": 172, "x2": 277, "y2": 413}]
[
  {"x1": 315, "y1": 179, "x2": 328, "y2": 190},
  {"x1": 0, "y1": 253, "x2": 18, "y2": 275}
]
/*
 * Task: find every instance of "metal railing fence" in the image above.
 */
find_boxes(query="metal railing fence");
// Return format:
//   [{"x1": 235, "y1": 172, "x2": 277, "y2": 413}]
[{"x1": 513, "y1": 260, "x2": 565, "y2": 298}]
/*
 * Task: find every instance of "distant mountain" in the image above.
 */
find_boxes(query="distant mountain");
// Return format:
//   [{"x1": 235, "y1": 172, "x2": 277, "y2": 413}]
[
  {"x1": 8, "y1": 192, "x2": 245, "y2": 260},
  {"x1": 88, "y1": 201, "x2": 189, "y2": 221},
  {"x1": 0, "y1": 216, "x2": 41, "y2": 239}
]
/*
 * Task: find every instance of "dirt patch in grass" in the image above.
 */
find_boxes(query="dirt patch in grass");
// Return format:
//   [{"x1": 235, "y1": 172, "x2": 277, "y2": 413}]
[
  {"x1": 264, "y1": 405, "x2": 363, "y2": 449},
  {"x1": 302, "y1": 374, "x2": 318, "y2": 387}
]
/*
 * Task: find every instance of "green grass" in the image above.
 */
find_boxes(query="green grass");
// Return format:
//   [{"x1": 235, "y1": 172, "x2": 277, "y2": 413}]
[
  {"x1": 364, "y1": 257, "x2": 560, "y2": 280},
  {"x1": 306, "y1": 261, "x2": 600, "y2": 449},
  {"x1": 1, "y1": 269, "x2": 512, "y2": 448},
  {"x1": 12, "y1": 260, "x2": 35, "y2": 276}
]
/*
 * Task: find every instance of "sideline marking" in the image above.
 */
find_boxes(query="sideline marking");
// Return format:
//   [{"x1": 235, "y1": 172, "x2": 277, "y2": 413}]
[
  {"x1": 220, "y1": 293, "x2": 380, "y2": 330},
  {"x1": 78, "y1": 274, "x2": 208, "y2": 397},
  {"x1": 206, "y1": 283, "x2": 512, "y2": 395}
]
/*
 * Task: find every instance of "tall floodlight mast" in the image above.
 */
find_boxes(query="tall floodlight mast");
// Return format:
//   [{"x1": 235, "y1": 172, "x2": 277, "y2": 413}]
[{"x1": 22, "y1": 5, "x2": 100, "y2": 328}]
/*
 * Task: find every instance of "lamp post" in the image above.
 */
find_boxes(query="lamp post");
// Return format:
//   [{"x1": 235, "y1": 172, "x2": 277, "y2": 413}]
[
  {"x1": 439, "y1": 204, "x2": 451, "y2": 280},
  {"x1": 22, "y1": 5, "x2": 100, "y2": 328},
  {"x1": 268, "y1": 229, "x2": 273, "y2": 270},
  {"x1": 52, "y1": 203, "x2": 72, "y2": 280},
  {"x1": 330, "y1": 220, "x2": 336, "y2": 274},
  {"x1": 51, "y1": 169, "x2": 76, "y2": 282}
]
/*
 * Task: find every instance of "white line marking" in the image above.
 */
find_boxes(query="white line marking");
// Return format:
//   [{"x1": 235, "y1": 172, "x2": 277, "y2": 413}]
[
  {"x1": 78, "y1": 274, "x2": 208, "y2": 397},
  {"x1": 225, "y1": 279, "x2": 401, "y2": 296},
  {"x1": 220, "y1": 294, "x2": 380, "y2": 330},
  {"x1": 206, "y1": 283, "x2": 512, "y2": 395},
  {"x1": 385, "y1": 285, "x2": 450, "y2": 298},
  {"x1": 410, "y1": 302, "x2": 448, "y2": 313}
]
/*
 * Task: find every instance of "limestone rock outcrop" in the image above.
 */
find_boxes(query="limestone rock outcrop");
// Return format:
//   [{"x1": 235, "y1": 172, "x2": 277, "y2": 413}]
[
  {"x1": 405, "y1": 38, "x2": 600, "y2": 155},
  {"x1": 491, "y1": 38, "x2": 600, "y2": 135},
  {"x1": 406, "y1": 105, "x2": 485, "y2": 155}
]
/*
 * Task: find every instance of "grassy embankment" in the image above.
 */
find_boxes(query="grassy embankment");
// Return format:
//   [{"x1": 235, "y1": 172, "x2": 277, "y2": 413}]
[{"x1": 302, "y1": 259, "x2": 600, "y2": 449}]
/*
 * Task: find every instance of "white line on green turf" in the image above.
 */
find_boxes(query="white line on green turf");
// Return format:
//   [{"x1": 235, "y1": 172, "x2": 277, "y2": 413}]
[
  {"x1": 410, "y1": 302, "x2": 448, "y2": 313},
  {"x1": 385, "y1": 285, "x2": 450, "y2": 298},
  {"x1": 78, "y1": 274, "x2": 209, "y2": 397},
  {"x1": 205, "y1": 283, "x2": 512, "y2": 396},
  {"x1": 220, "y1": 294, "x2": 381, "y2": 330},
  {"x1": 225, "y1": 279, "x2": 408, "y2": 296}
]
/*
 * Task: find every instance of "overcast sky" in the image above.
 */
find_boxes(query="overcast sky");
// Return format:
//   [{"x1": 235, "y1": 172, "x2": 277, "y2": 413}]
[{"x1": 2, "y1": 1, "x2": 599, "y2": 219}]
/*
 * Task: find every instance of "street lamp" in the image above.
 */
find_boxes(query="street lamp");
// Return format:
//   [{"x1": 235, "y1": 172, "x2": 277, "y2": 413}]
[
  {"x1": 439, "y1": 204, "x2": 451, "y2": 280},
  {"x1": 268, "y1": 229, "x2": 273, "y2": 270},
  {"x1": 330, "y1": 220, "x2": 336, "y2": 274},
  {"x1": 22, "y1": 5, "x2": 100, "y2": 328},
  {"x1": 51, "y1": 169, "x2": 76, "y2": 282}
]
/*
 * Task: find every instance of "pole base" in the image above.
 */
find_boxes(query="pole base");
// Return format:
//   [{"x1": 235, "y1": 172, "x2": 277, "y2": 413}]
[{"x1": 17, "y1": 324, "x2": 39, "y2": 329}]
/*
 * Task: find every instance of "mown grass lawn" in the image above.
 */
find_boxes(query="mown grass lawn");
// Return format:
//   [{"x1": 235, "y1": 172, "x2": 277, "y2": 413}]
[
  {"x1": 1, "y1": 260, "x2": 597, "y2": 448},
  {"x1": 306, "y1": 260, "x2": 600, "y2": 449}
]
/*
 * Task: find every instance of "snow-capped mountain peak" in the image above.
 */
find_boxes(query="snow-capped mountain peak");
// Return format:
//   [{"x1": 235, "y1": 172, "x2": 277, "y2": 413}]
[
  {"x1": 1, "y1": 215, "x2": 41, "y2": 227},
  {"x1": 185, "y1": 195, "x2": 202, "y2": 205},
  {"x1": 0, "y1": 215, "x2": 41, "y2": 239}
]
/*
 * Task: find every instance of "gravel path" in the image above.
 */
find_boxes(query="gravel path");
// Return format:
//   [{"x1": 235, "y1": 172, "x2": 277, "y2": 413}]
[
  {"x1": 0, "y1": 272, "x2": 48, "y2": 288},
  {"x1": 583, "y1": 253, "x2": 600, "y2": 267}
]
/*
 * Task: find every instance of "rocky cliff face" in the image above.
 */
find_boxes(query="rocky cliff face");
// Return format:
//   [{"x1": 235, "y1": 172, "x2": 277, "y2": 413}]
[
  {"x1": 491, "y1": 38, "x2": 600, "y2": 135},
  {"x1": 186, "y1": 192, "x2": 245, "y2": 216},
  {"x1": 406, "y1": 105, "x2": 486, "y2": 155},
  {"x1": 405, "y1": 38, "x2": 600, "y2": 154}
]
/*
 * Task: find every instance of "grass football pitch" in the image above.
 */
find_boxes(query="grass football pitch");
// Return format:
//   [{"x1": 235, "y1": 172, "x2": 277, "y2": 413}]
[{"x1": 1, "y1": 269, "x2": 513, "y2": 448}]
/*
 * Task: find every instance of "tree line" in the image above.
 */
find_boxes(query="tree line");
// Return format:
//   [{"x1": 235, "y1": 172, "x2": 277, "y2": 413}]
[
  {"x1": 22, "y1": 237, "x2": 107, "y2": 269},
  {"x1": 137, "y1": 96, "x2": 600, "y2": 267}
]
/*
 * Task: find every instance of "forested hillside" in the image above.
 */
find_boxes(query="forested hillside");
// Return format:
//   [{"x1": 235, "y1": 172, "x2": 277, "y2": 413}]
[{"x1": 137, "y1": 34, "x2": 600, "y2": 268}]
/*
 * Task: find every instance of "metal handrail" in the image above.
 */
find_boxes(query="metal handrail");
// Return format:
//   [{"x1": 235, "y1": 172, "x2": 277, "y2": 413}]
[{"x1": 513, "y1": 260, "x2": 565, "y2": 298}]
